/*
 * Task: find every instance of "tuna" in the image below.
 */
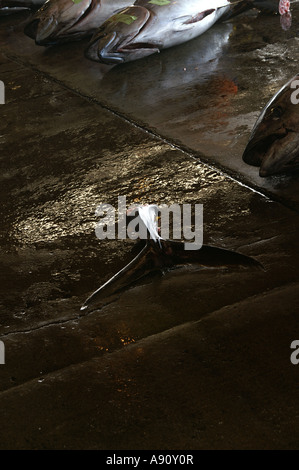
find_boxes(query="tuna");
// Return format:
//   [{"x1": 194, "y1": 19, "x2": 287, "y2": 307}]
[{"x1": 243, "y1": 74, "x2": 299, "y2": 176}]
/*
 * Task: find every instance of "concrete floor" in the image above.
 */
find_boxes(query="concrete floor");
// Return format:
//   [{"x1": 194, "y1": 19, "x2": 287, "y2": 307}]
[{"x1": 0, "y1": 6, "x2": 299, "y2": 450}]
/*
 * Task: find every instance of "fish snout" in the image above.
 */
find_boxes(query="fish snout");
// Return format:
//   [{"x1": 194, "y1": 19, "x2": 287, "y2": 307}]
[
  {"x1": 25, "y1": 15, "x2": 58, "y2": 45},
  {"x1": 259, "y1": 131, "x2": 299, "y2": 177},
  {"x1": 242, "y1": 125, "x2": 289, "y2": 168},
  {"x1": 85, "y1": 6, "x2": 159, "y2": 65},
  {"x1": 85, "y1": 31, "x2": 125, "y2": 64},
  {"x1": 242, "y1": 136, "x2": 264, "y2": 167},
  {"x1": 24, "y1": 0, "x2": 94, "y2": 45}
]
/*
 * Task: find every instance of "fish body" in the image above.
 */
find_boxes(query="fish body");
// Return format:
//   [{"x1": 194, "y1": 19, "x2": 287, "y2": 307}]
[
  {"x1": 243, "y1": 74, "x2": 299, "y2": 177},
  {"x1": 24, "y1": 0, "x2": 133, "y2": 46},
  {"x1": 85, "y1": 0, "x2": 236, "y2": 64}
]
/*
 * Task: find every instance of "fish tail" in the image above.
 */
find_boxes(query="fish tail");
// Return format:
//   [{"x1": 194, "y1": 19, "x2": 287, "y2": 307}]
[
  {"x1": 81, "y1": 239, "x2": 262, "y2": 312},
  {"x1": 80, "y1": 242, "x2": 159, "y2": 313}
]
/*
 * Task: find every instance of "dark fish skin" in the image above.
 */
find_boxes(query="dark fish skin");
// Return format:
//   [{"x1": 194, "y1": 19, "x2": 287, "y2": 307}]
[
  {"x1": 252, "y1": 0, "x2": 279, "y2": 13},
  {"x1": 218, "y1": 0, "x2": 254, "y2": 21},
  {"x1": 80, "y1": 239, "x2": 262, "y2": 313},
  {"x1": 243, "y1": 74, "x2": 299, "y2": 177},
  {"x1": 24, "y1": 0, "x2": 133, "y2": 46},
  {"x1": 220, "y1": 0, "x2": 279, "y2": 20}
]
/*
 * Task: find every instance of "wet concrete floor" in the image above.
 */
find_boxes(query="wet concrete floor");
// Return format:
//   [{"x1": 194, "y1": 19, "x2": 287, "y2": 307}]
[{"x1": 0, "y1": 6, "x2": 299, "y2": 450}]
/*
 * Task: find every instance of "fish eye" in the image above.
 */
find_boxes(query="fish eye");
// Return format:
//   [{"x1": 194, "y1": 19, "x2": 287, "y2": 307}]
[{"x1": 270, "y1": 106, "x2": 283, "y2": 119}]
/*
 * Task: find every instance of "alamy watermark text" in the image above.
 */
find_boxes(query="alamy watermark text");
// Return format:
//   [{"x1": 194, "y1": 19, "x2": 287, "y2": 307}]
[
  {"x1": 95, "y1": 196, "x2": 203, "y2": 250},
  {"x1": 290, "y1": 79, "x2": 299, "y2": 104},
  {"x1": 0, "y1": 80, "x2": 4, "y2": 105},
  {"x1": 0, "y1": 340, "x2": 4, "y2": 364}
]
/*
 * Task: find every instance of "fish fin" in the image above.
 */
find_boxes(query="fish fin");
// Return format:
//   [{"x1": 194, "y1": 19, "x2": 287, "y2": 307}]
[
  {"x1": 24, "y1": 12, "x2": 57, "y2": 45},
  {"x1": 160, "y1": 240, "x2": 263, "y2": 270},
  {"x1": 171, "y1": 16, "x2": 203, "y2": 32},
  {"x1": 172, "y1": 9, "x2": 218, "y2": 32},
  {"x1": 80, "y1": 242, "x2": 161, "y2": 313},
  {"x1": 81, "y1": 240, "x2": 262, "y2": 313}
]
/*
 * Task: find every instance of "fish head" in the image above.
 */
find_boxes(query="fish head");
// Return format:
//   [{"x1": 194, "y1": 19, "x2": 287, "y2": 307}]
[
  {"x1": 85, "y1": 6, "x2": 160, "y2": 64},
  {"x1": 24, "y1": 0, "x2": 100, "y2": 45},
  {"x1": 242, "y1": 74, "x2": 299, "y2": 177}
]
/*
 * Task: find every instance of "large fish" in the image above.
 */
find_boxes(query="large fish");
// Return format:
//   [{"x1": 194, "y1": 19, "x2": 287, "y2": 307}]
[
  {"x1": 84, "y1": 0, "x2": 289, "y2": 65},
  {"x1": 242, "y1": 74, "x2": 299, "y2": 177},
  {"x1": 24, "y1": 0, "x2": 133, "y2": 45},
  {"x1": 0, "y1": 0, "x2": 44, "y2": 15},
  {"x1": 81, "y1": 205, "x2": 262, "y2": 312},
  {"x1": 85, "y1": 0, "x2": 240, "y2": 64}
]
